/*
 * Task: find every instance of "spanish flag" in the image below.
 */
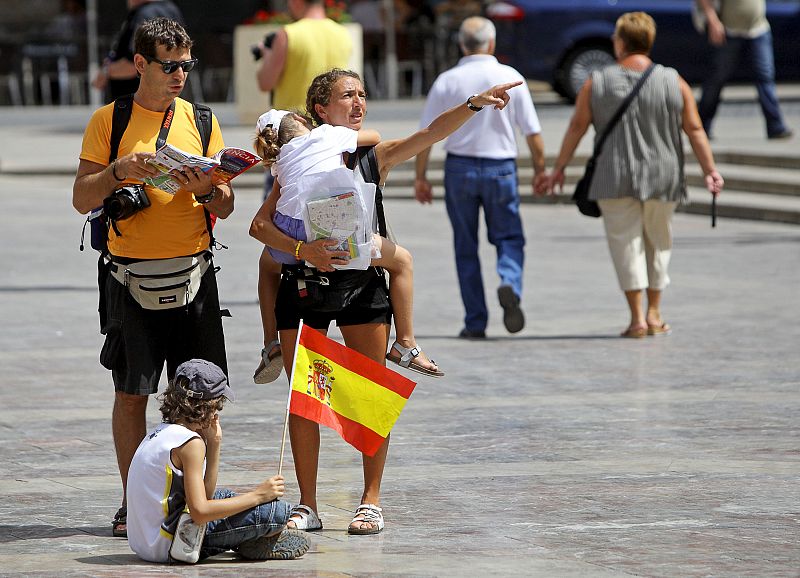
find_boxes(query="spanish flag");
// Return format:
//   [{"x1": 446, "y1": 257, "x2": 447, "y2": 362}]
[{"x1": 289, "y1": 323, "x2": 416, "y2": 456}]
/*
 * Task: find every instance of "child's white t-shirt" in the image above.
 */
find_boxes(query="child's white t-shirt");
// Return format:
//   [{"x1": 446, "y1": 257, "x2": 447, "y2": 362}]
[
  {"x1": 127, "y1": 422, "x2": 201, "y2": 562},
  {"x1": 274, "y1": 124, "x2": 359, "y2": 219}
]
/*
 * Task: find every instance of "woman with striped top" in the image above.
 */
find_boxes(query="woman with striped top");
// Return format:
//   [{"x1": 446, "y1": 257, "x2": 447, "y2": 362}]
[{"x1": 548, "y1": 11, "x2": 724, "y2": 338}]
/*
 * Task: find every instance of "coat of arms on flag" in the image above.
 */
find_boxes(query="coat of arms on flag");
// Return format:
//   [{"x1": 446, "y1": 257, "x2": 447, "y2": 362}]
[{"x1": 288, "y1": 323, "x2": 417, "y2": 456}]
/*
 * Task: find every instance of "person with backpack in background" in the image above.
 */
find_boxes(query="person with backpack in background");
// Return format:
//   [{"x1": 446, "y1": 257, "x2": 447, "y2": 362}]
[
  {"x1": 72, "y1": 17, "x2": 234, "y2": 539},
  {"x1": 93, "y1": 0, "x2": 185, "y2": 101}
]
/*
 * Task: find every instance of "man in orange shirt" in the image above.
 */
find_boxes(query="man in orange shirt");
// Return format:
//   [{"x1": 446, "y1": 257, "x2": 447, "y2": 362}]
[{"x1": 73, "y1": 17, "x2": 233, "y2": 539}]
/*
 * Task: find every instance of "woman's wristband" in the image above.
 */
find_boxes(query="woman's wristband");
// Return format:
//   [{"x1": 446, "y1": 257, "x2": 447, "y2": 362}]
[{"x1": 294, "y1": 240, "x2": 304, "y2": 259}]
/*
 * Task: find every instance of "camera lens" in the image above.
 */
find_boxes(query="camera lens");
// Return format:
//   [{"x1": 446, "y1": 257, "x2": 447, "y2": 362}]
[
  {"x1": 104, "y1": 195, "x2": 130, "y2": 221},
  {"x1": 251, "y1": 44, "x2": 262, "y2": 61},
  {"x1": 104, "y1": 185, "x2": 149, "y2": 221}
]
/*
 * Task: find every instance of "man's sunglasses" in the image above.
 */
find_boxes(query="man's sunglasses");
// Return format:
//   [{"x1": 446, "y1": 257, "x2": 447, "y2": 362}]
[{"x1": 145, "y1": 56, "x2": 198, "y2": 74}]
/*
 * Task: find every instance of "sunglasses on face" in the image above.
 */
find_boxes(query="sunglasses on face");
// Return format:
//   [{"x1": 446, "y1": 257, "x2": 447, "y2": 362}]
[{"x1": 145, "y1": 56, "x2": 198, "y2": 74}]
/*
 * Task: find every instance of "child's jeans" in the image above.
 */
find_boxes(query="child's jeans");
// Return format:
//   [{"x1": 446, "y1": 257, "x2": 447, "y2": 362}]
[{"x1": 199, "y1": 489, "x2": 291, "y2": 558}]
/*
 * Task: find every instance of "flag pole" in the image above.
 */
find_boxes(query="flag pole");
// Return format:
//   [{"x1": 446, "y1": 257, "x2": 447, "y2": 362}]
[{"x1": 278, "y1": 321, "x2": 304, "y2": 476}]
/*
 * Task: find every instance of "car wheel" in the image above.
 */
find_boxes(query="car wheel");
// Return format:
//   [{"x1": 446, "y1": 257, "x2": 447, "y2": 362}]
[{"x1": 558, "y1": 44, "x2": 615, "y2": 100}]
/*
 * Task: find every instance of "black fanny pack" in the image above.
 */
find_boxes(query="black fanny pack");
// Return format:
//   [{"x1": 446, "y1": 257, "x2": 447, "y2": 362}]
[{"x1": 284, "y1": 266, "x2": 380, "y2": 313}]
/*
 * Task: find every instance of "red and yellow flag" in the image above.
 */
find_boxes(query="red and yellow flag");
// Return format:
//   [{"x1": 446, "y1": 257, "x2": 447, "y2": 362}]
[{"x1": 289, "y1": 324, "x2": 416, "y2": 456}]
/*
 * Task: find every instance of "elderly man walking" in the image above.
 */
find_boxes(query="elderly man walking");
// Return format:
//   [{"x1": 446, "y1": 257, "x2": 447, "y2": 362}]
[{"x1": 414, "y1": 16, "x2": 546, "y2": 338}]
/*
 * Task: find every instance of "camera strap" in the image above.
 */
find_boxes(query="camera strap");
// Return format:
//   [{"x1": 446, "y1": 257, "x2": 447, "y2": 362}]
[{"x1": 155, "y1": 101, "x2": 176, "y2": 151}]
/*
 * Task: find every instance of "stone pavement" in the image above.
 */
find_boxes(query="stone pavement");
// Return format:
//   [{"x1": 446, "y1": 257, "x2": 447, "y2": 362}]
[{"x1": 0, "y1": 95, "x2": 799, "y2": 576}]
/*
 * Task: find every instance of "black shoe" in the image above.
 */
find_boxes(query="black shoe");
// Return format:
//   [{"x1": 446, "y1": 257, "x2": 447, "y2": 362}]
[
  {"x1": 768, "y1": 129, "x2": 793, "y2": 140},
  {"x1": 458, "y1": 328, "x2": 486, "y2": 339},
  {"x1": 497, "y1": 285, "x2": 525, "y2": 333}
]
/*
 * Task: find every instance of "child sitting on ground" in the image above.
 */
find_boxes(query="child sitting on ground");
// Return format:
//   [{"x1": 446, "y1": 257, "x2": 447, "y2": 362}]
[
  {"x1": 126, "y1": 359, "x2": 309, "y2": 563},
  {"x1": 252, "y1": 108, "x2": 444, "y2": 379}
]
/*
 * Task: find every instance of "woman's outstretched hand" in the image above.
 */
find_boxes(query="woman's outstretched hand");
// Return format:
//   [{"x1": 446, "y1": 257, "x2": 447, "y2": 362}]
[{"x1": 471, "y1": 81, "x2": 524, "y2": 110}]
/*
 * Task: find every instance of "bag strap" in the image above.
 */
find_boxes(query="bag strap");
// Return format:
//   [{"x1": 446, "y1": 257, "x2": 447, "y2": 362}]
[
  {"x1": 591, "y1": 64, "x2": 656, "y2": 160},
  {"x1": 193, "y1": 103, "x2": 212, "y2": 157},
  {"x1": 191, "y1": 102, "x2": 220, "y2": 249},
  {"x1": 109, "y1": 94, "x2": 135, "y2": 163},
  {"x1": 356, "y1": 147, "x2": 387, "y2": 238}
]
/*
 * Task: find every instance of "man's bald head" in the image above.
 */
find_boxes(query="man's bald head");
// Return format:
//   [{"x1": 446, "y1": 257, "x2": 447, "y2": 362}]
[{"x1": 458, "y1": 16, "x2": 496, "y2": 55}]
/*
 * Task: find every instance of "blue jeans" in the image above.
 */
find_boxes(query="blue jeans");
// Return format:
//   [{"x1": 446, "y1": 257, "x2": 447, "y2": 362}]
[
  {"x1": 444, "y1": 154, "x2": 525, "y2": 333},
  {"x1": 199, "y1": 489, "x2": 291, "y2": 558},
  {"x1": 698, "y1": 30, "x2": 788, "y2": 138}
]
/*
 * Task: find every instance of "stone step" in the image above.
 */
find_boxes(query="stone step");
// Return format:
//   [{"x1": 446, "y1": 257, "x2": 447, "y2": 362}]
[
  {"x1": 365, "y1": 163, "x2": 800, "y2": 197},
  {"x1": 373, "y1": 184, "x2": 800, "y2": 226},
  {"x1": 234, "y1": 158, "x2": 800, "y2": 194}
]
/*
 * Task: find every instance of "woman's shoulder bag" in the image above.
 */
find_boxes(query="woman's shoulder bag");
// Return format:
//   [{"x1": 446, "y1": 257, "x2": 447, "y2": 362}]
[{"x1": 573, "y1": 64, "x2": 655, "y2": 218}]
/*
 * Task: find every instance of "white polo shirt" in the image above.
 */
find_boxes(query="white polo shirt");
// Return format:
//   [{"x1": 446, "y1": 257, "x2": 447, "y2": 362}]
[{"x1": 419, "y1": 54, "x2": 541, "y2": 159}]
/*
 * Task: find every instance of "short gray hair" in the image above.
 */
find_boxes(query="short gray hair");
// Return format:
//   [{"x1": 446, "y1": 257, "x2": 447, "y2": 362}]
[{"x1": 458, "y1": 16, "x2": 496, "y2": 54}]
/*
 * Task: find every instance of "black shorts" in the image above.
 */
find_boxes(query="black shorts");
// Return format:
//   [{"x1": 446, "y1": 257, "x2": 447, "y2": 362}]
[
  {"x1": 275, "y1": 266, "x2": 392, "y2": 331},
  {"x1": 100, "y1": 262, "x2": 228, "y2": 396}
]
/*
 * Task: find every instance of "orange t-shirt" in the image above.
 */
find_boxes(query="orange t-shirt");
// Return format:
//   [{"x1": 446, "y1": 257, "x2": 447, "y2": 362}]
[{"x1": 79, "y1": 97, "x2": 225, "y2": 259}]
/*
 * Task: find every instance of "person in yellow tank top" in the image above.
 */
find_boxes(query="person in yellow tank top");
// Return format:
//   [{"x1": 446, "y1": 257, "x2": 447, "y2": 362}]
[
  {"x1": 72, "y1": 17, "x2": 234, "y2": 539},
  {"x1": 255, "y1": 0, "x2": 353, "y2": 112},
  {"x1": 253, "y1": 0, "x2": 352, "y2": 384}
]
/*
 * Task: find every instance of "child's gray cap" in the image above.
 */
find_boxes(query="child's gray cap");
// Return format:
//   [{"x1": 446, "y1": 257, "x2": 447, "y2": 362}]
[{"x1": 174, "y1": 359, "x2": 235, "y2": 402}]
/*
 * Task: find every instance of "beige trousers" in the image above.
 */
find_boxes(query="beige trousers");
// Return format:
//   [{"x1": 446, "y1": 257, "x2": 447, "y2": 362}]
[{"x1": 597, "y1": 198, "x2": 677, "y2": 292}]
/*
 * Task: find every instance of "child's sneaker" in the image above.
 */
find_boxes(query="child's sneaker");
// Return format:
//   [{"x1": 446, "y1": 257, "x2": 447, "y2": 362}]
[{"x1": 238, "y1": 528, "x2": 309, "y2": 560}]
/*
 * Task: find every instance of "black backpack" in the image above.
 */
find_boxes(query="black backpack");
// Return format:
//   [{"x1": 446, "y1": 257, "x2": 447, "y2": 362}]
[{"x1": 80, "y1": 94, "x2": 214, "y2": 253}]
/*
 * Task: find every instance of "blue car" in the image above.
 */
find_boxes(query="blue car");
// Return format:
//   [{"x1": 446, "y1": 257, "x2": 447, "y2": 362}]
[{"x1": 487, "y1": 0, "x2": 800, "y2": 99}]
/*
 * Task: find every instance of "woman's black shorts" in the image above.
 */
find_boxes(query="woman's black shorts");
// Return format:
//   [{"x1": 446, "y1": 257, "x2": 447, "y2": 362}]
[{"x1": 275, "y1": 266, "x2": 392, "y2": 331}]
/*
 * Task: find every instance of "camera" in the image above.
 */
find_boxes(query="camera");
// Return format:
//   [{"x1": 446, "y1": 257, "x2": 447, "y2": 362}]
[
  {"x1": 104, "y1": 184, "x2": 150, "y2": 221},
  {"x1": 251, "y1": 32, "x2": 277, "y2": 61}
]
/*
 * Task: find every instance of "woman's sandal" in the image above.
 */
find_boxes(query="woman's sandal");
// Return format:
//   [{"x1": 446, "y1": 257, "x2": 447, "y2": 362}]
[
  {"x1": 253, "y1": 340, "x2": 283, "y2": 384},
  {"x1": 286, "y1": 504, "x2": 323, "y2": 531},
  {"x1": 620, "y1": 326, "x2": 648, "y2": 338},
  {"x1": 347, "y1": 503, "x2": 384, "y2": 535},
  {"x1": 385, "y1": 342, "x2": 444, "y2": 378},
  {"x1": 112, "y1": 506, "x2": 127, "y2": 538},
  {"x1": 647, "y1": 322, "x2": 672, "y2": 336}
]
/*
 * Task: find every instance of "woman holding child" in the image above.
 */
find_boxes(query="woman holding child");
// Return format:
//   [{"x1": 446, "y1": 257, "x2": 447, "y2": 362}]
[{"x1": 249, "y1": 68, "x2": 519, "y2": 534}]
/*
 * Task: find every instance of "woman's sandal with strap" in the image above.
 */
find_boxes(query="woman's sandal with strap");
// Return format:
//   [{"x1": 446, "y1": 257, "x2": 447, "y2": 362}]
[
  {"x1": 385, "y1": 342, "x2": 444, "y2": 378},
  {"x1": 253, "y1": 340, "x2": 283, "y2": 384},
  {"x1": 286, "y1": 504, "x2": 323, "y2": 531},
  {"x1": 347, "y1": 503, "x2": 384, "y2": 535}
]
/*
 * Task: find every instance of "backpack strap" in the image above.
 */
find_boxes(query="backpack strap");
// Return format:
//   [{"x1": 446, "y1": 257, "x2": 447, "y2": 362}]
[
  {"x1": 193, "y1": 103, "x2": 213, "y2": 157},
  {"x1": 85, "y1": 94, "x2": 135, "y2": 254},
  {"x1": 109, "y1": 94, "x2": 135, "y2": 163},
  {"x1": 356, "y1": 147, "x2": 387, "y2": 238},
  {"x1": 191, "y1": 102, "x2": 221, "y2": 250}
]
